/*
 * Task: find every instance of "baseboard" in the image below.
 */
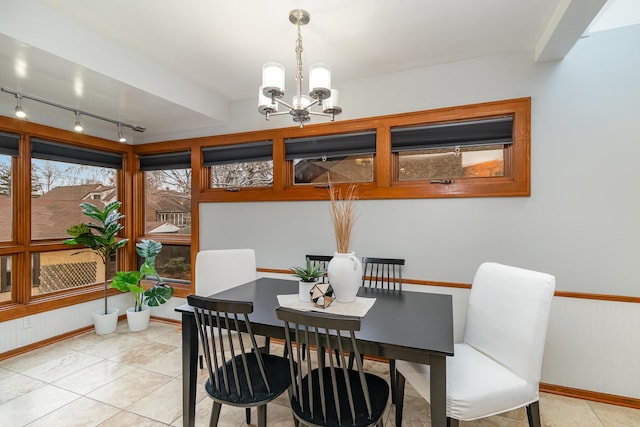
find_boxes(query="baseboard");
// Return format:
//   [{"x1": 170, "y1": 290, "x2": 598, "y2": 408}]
[
  {"x1": 0, "y1": 324, "x2": 95, "y2": 361},
  {"x1": 540, "y1": 383, "x2": 640, "y2": 409}
]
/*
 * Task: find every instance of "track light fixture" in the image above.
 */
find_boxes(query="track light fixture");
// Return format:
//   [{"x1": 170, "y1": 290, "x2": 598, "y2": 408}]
[
  {"x1": 14, "y1": 94, "x2": 26, "y2": 118},
  {"x1": 1, "y1": 87, "x2": 145, "y2": 142},
  {"x1": 73, "y1": 111, "x2": 84, "y2": 133}
]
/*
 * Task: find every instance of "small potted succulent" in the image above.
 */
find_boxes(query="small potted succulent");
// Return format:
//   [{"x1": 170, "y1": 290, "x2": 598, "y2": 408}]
[
  {"x1": 290, "y1": 257, "x2": 326, "y2": 302},
  {"x1": 111, "y1": 239, "x2": 174, "y2": 331}
]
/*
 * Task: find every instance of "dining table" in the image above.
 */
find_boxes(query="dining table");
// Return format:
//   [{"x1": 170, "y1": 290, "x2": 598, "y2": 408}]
[{"x1": 176, "y1": 277, "x2": 454, "y2": 427}]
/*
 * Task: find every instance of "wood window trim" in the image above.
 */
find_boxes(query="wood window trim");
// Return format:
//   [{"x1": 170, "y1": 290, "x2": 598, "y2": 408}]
[
  {"x1": 188, "y1": 97, "x2": 530, "y2": 203},
  {"x1": 0, "y1": 116, "x2": 136, "y2": 321}
]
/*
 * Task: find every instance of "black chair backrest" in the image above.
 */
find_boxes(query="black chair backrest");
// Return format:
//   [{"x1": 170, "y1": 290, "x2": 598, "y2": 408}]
[
  {"x1": 306, "y1": 254, "x2": 333, "y2": 284},
  {"x1": 361, "y1": 257, "x2": 405, "y2": 291},
  {"x1": 276, "y1": 306, "x2": 387, "y2": 427},
  {"x1": 188, "y1": 294, "x2": 272, "y2": 402}
]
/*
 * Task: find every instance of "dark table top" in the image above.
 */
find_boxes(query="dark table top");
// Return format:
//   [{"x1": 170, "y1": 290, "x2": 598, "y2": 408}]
[{"x1": 176, "y1": 277, "x2": 454, "y2": 361}]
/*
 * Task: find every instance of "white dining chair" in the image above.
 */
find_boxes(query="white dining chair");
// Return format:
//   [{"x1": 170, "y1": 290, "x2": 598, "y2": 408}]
[
  {"x1": 194, "y1": 250, "x2": 271, "y2": 363},
  {"x1": 195, "y1": 248, "x2": 257, "y2": 296},
  {"x1": 194, "y1": 248, "x2": 266, "y2": 426},
  {"x1": 395, "y1": 262, "x2": 556, "y2": 427}
]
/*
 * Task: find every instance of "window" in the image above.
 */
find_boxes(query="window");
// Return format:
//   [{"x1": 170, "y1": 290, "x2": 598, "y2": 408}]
[
  {"x1": 285, "y1": 131, "x2": 376, "y2": 185},
  {"x1": 195, "y1": 98, "x2": 530, "y2": 202},
  {"x1": 392, "y1": 117, "x2": 513, "y2": 181},
  {"x1": 203, "y1": 141, "x2": 273, "y2": 189},
  {"x1": 31, "y1": 250, "x2": 107, "y2": 296},
  {"x1": 141, "y1": 244, "x2": 192, "y2": 283},
  {"x1": 30, "y1": 138, "x2": 120, "y2": 240},
  {"x1": 0, "y1": 132, "x2": 18, "y2": 242},
  {"x1": 0, "y1": 255, "x2": 12, "y2": 303},
  {"x1": 140, "y1": 151, "x2": 192, "y2": 235}
]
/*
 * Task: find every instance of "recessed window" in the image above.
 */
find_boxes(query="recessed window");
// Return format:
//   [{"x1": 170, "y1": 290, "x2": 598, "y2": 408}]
[
  {"x1": 30, "y1": 138, "x2": 120, "y2": 240},
  {"x1": 0, "y1": 132, "x2": 18, "y2": 242},
  {"x1": 392, "y1": 116, "x2": 512, "y2": 182},
  {"x1": 31, "y1": 250, "x2": 107, "y2": 296},
  {"x1": 286, "y1": 131, "x2": 376, "y2": 185},
  {"x1": 140, "y1": 151, "x2": 192, "y2": 235},
  {"x1": 139, "y1": 244, "x2": 192, "y2": 284},
  {"x1": 203, "y1": 141, "x2": 273, "y2": 189},
  {"x1": 0, "y1": 255, "x2": 12, "y2": 304}
]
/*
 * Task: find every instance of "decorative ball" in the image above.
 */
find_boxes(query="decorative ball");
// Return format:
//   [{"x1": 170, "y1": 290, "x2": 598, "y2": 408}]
[{"x1": 311, "y1": 283, "x2": 335, "y2": 309}]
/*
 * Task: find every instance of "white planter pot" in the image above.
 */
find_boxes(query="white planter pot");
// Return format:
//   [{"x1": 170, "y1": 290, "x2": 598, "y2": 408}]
[
  {"x1": 126, "y1": 306, "x2": 151, "y2": 332},
  {"x1": 299, "y1": 280, "x2": 318, "y2": 302},
  {"x1": 327, "y1": 251, "x2": 362, "y2": 303},
  {"x1": 92, "y1": 307, "x2": 120, "y2": 335}
]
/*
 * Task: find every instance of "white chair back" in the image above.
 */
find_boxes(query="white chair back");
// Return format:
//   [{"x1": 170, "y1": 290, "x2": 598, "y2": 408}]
[
  {"x1": 195, "y1": 249, "x2": 256, "y2": 296},
  {"x1": 463, "y1": 262, "x2": 556, "y2": 384}
]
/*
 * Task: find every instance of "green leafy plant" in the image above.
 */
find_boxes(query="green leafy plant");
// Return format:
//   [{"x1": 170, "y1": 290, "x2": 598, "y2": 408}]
[
  {"x1": 111, "y1": 239, "x2": 174, "y2": 311},
  {"x1": 290, "y1": 257, "x2": 326, "y2": 282},
  {"x1": 64, "y1": 201, "x2": 129, "y2": 315}
]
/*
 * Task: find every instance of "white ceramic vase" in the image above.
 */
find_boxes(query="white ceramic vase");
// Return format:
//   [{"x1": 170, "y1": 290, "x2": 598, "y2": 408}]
[
  {"x1": 298, "y1": 280, "x2": 317, "y2": 302},
  {"x1": 92, "y1": 307, "x2": 119, "y2": 335},
  {"x1": 327, "y1": 251, "x2": 362, "y2": 303},
  {"x1": 126, "y1": 306, "x2": 151, "y2": 332}
]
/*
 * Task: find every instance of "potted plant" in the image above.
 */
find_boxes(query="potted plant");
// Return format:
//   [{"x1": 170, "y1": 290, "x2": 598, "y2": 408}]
[
  {"x1": 111, "y1": 239, "x2": 174, "y2": 331},
  {"x1": 327, "y1": 184, "x2": 362, "y2": 303},
  {"x1": 64, "y1": 201, "x2": 129, "y2": 335},
  {"x1": 290, "y1": 257, "x2": 326, "y2": 302}
]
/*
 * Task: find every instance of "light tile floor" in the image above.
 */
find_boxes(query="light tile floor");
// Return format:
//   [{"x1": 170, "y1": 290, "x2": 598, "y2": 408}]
[{"x1": 0, "y1": 320, "x2": 638, "y2": 426}]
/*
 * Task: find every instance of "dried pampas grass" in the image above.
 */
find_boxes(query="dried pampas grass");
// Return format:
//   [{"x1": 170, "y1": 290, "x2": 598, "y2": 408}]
[{"x1": 329, "y1": 184, "x2": 358, "y2": 253}]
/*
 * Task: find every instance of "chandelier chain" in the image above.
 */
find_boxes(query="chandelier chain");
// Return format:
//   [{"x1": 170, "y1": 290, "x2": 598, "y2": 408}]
[{"x1": 295, "y1": 20, "x2": 304, "y2": 108}]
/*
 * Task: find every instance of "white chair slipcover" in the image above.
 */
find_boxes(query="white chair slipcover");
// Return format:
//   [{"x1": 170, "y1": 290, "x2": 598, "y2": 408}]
[{"x1": 395, "y1": 262, "x2": 556, "y2": 427}]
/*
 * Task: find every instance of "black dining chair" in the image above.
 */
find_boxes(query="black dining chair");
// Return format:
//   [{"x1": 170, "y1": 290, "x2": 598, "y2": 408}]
[
  {"x1": 356, "y1": 256, "x2": 405, "y2": 403},
  {"x1": 188, "y1": 295, "x2": 291, "y2": 427},
  {"x1": 276, "y1": 306, "x2": 389, "y2": 427},
  {"x1": 305, "y1": 254, "x2": 333, "y2": 283},
  {"x1": 361, "y1": 257, "x2": 405, "y2": 291}
]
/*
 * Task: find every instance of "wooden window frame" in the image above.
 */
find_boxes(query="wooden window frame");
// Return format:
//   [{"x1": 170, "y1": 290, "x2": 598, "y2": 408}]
[
  {"x1": 0, "y1": 117, "x2": 134, "y2": 322},
  {"x1": 194, "y1": 97, "x2": 530, "y2": 202}
]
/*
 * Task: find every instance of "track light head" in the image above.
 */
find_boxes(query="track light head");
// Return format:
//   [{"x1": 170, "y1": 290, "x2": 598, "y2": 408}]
[
  {"x1": 73, "y1": 111, "x2": 83, "y2": 132},
  {"x1": 117, "y1": 123, "x2": 127, "y2": 143},
  {"x1": 14, "y1": 95, "x2": 26, "y2": 119}
]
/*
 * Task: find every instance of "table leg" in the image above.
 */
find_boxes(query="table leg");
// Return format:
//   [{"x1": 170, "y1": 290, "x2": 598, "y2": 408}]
[
  {"x1": 182, "y1": 313, "x2": 198, "y2": 427},
  {"x1": 430, "y1": 355, "x2": 447, "y2": 427}
]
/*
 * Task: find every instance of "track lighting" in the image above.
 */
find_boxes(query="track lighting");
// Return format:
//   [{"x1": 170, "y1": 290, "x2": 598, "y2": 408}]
[
  {"x1": 1, "y1": 87, "x2": 145, "y2": 142},
  {"x1": 117, "y1": 123, "x2": 127, "y2": 143},
  {"x1": 14, "y1": 94, "x2": 26, "y2": 119},
  {"x1": 73, "y1": 111, "x2": 84, "y2": 132}
]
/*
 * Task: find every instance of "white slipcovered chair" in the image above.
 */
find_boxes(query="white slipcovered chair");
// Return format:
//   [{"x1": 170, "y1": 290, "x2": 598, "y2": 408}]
[
  {"x1": 194, "y1": 249, "x2": 266, "y2": 426},
  {"x1": 194, "y1": 249, "x2": 271, "y2": 362},
  {"x1": 195, "y1": 248, "x2": 257, "y2": 297},
  {"x1": 395, "y1": 262, "x2": 556, "y2": 427}
]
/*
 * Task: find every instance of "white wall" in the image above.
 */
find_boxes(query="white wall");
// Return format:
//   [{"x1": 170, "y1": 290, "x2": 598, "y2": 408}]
[{"x1": 199, "y1": 25, "x2": 640, "y2": 399}]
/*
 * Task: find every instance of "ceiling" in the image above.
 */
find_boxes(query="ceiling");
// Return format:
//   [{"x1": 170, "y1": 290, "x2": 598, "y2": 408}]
[{"x1": 0, "y1": 0, "x2": 614, "y2": 144}]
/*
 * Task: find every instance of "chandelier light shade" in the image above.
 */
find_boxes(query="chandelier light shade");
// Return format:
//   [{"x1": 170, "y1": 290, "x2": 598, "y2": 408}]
[{"x1": 258, "y1": 9, "x2": 343, "y2": 127}]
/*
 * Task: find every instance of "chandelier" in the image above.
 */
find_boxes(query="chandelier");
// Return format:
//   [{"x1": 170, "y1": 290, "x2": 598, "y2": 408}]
[{"x1": 258, "y1": 9, "x2": 342, "y2": 128}]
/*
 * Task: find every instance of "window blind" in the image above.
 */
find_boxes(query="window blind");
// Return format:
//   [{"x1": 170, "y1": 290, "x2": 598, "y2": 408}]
[
  {"x1": 0, "y1": 132, "x2": 19, "y2": 157},
  {"x1": 139, "y1": 151, "x2": 191, "y2": 171},
  {"x1": 285, "y1": 131, "x2": 376, "y2": 160},
  {"x1": 31, "y1": 138, "x2": 123, "y2": 169},
  {"x1": 202, "y1": 141, "x2": 272, "y2": 166},
  {"x1": 391, "y1": 116, "x2": 513, "y2": 152}
]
